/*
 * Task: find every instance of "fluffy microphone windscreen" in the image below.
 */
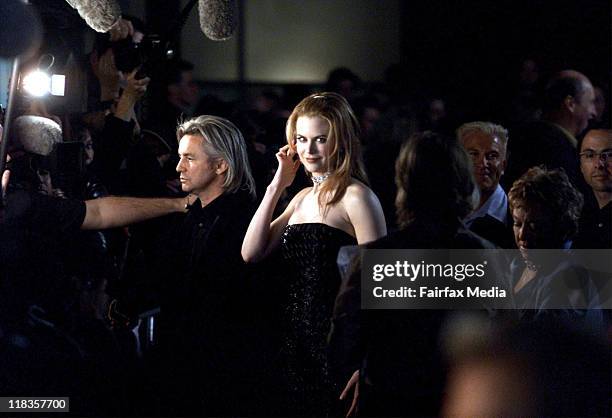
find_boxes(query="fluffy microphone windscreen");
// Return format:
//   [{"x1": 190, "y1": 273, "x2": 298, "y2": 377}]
[
  {"x1": 199, "y1": 0, "x2": 238, "y2": 41},
  {"x1": 65, "y1": 0, "x2": 121, "y2": 33},
  {"x1": 13, "y1": 116, "x2": 63, "y2": 157},
  {"x1": 0, "y1": 0, "x2": 42, "y2": 58}
]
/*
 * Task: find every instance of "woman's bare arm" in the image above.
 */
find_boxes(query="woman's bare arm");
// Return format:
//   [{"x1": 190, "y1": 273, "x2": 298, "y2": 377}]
[
  {"x1": 344, "y1": 183, "x2": 387, "y2": 244},
  {"x1": 241, "y1": 145, "x2": 302, "y2": 263}
]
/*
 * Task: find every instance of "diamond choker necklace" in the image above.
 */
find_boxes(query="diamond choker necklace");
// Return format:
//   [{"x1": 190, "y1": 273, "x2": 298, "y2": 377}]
[{"x1": 311, "y1": 172, "x2": 330, "y2": 185}]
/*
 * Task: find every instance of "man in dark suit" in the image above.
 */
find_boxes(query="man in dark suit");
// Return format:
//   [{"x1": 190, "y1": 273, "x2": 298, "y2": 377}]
[
  {"x1": 138, "y1": 115, "x2": 264, "y2": 416},
  {"x1": 505, "y1": 70, "x2": 596, "y2": 188}
]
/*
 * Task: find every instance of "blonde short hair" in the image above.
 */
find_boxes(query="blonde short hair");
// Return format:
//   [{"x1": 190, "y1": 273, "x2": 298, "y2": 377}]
[
  {"x1": 178, "y1": 115, "x2": 255, "y2": 197},
  {"x1": 457, "y1": 121, "x2": 509, "y2": 156}
]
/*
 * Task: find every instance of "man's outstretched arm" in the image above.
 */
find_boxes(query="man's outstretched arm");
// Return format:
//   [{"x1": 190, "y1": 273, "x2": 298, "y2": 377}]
[{"x1": 82, "y1": 196, "x2": 187, "y2": 229}]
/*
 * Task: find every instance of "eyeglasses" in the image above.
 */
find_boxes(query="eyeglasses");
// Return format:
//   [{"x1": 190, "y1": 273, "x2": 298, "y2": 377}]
[{"x1": 579, "y1": 150, "x2": 612, "y2": 163}]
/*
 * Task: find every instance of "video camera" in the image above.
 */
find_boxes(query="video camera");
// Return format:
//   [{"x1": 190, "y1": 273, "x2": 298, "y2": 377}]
[{"x1": 111, "y1": 34, "x2": 169, "y2": 78}]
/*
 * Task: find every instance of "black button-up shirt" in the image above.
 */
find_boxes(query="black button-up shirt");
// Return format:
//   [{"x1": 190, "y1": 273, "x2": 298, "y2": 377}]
[
  {"x1": 147, "y1": 190, "x2": 257, "y2": 342},
  {"x1": 574, "y1": 201, "x2": 612, "y2": 249}
]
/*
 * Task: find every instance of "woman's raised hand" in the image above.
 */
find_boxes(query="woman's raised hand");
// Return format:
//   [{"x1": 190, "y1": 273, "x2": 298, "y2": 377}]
[
  {"x1": 272, "y1": 145, "x2": 300, "y2": 190},
  {"x1": 340, "y1": 369, "x2": 360, "y2": 417}
]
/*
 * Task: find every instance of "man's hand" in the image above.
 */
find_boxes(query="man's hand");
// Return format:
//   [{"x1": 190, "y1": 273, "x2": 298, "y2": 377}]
[
  {"x1": 123, "y1": 68, "x2": 150, "y2": 100},
  {"x1": 93, "y1": 49, "x2": 123, "y2": 101},
  {"x1": 113, "y1": 68, "x2": 150, "y2": 122},
  {"x1": 108, "y1": 18, "x2": 134, "y2": 42}
]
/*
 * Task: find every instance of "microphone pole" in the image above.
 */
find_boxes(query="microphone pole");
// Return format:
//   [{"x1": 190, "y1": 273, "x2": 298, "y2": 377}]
[
  {"x1": 172, "y1": 0, "x2": 198, "y2": 37},
  {"x1": 160, "y1": 0, "x2": 198, "y2": 54},
  {"x1": 0, "y1": 57, "x2": 21, "y2": 206}
]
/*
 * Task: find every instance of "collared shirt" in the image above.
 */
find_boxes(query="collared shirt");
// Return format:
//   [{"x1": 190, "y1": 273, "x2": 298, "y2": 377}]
[{"x1": 464, "y1": 184, "x2": 509, "y2": 227}]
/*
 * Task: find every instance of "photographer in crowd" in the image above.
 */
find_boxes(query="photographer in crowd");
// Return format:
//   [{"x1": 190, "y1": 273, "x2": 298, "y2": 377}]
[
  {"x1": 1, "y1": 1, "x2": 609, "y2": 415},
  {"x1": 0, "y1": 117, "x2": 188, "y2": 414}
]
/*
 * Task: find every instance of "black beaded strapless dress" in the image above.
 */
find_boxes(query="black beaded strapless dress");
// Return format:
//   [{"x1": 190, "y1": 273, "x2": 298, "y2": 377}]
[{"x1": 280, "y1": 223, "x2": 357, "y2": 416}]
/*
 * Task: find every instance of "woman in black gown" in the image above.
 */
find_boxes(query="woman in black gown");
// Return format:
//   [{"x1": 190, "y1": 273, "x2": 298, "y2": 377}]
[{"x1": 242, "y1": 92, "x2": 386, "y2": 415}]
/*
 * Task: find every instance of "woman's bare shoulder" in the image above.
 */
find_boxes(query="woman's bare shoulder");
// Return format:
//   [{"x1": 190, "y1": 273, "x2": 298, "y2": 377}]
[
  {"x1": 342, "y1": 179, "x2": 387, "y2": 242},
  {"x1": 344, "y1": 179, "x2": 378, "y2": 203}
]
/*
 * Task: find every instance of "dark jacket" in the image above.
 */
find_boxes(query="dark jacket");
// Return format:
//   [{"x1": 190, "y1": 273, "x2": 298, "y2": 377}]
[
  {"x1": 144, "y1": 189, "x2": 257, "y2": 340},
  {"x1": 330, "y1": 218, "x2": 495, "y2": 417},
  {"x1": 469, "y1": 212, "x2": 516, "y2": 249},
  {"x1": 141, "y1": 189, "x2": 260, "y2": 415},
  {"x1": 504, "y1": 120, "x2": 581, "y2": 189},
  {"x1": 573, "y1": 201, "x2": 612, "y2": 249},
  {"x1": 0, "y1": 191, "x2": 86, "y2": 319}
]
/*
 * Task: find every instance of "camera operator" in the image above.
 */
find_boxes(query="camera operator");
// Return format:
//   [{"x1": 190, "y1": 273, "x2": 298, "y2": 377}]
[
  {"x1": 101, "y1": 58, "x2": 202, "y2": 204},
  {"x1": 0, "y1": 121, "x2": 189, "y2": 413},
  {"x1": 82, "y1": 16, "x2": 151, "y2": 195},
  {"x1": 144, "y1": 58, "x2": 200, "y2": 146},
  {"x1": 88, "y1": 16, "x2": 148, "y2": 111},
  {"x1": 0, "y1": 114, "x2": 189, "y2": 311}
]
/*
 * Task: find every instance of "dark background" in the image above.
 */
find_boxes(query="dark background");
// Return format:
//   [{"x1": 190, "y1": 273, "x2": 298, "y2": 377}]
[
  {"x1": 25, "y1": 0, "x2": 612, "y2": 121},
  {"x1": 399, "y1": 0, "x2": 610, "y2": 120}
]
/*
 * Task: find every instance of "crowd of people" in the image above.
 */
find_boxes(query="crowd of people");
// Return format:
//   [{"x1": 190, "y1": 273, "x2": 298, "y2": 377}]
[{"x1": 0, "y1": 16, "x2": 610, "y2": 418}]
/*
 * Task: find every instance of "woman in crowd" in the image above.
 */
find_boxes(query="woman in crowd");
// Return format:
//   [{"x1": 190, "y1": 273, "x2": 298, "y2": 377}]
[
  {"x1": 507, "y1": 166, "x2": 602, "y2": 325},
  {"x1": 330, "y1": 131, "x2": 494, "y2": 417},
  {"x1": 241, "y1": 92, "x2": 386, "y2": 415}
]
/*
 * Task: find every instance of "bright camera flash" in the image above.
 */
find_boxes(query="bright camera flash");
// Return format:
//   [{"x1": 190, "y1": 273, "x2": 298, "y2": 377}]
[
  {"x1": 50, "y1": 74, "x2": 65, "y2": 96},
  {"x1": 23, "y1": 70, "x2": 51, "y2": 97}
]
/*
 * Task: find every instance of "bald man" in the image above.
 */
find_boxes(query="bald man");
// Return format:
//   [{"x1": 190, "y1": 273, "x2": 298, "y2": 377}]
[
  {"x1": 505, "y1": 70, "x2": 597, "y2": 188},
  {"x1": 573, "y1": 129, "x2": 612, "y2": 248},
  {"x1": 544, "y1": 70, "x2": 597, "y2": 139}
]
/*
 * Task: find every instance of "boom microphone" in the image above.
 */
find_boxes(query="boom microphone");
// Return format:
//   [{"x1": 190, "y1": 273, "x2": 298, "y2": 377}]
[
  {"x1": 13, "y1": 116, "x2": 62, "y2": 157},
  {"x1": 64, "y1": 0, "x2": 121, "y2": 33},
  {"x1": 198, "y1": 0, "x2": 237, "y2": 41}
]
